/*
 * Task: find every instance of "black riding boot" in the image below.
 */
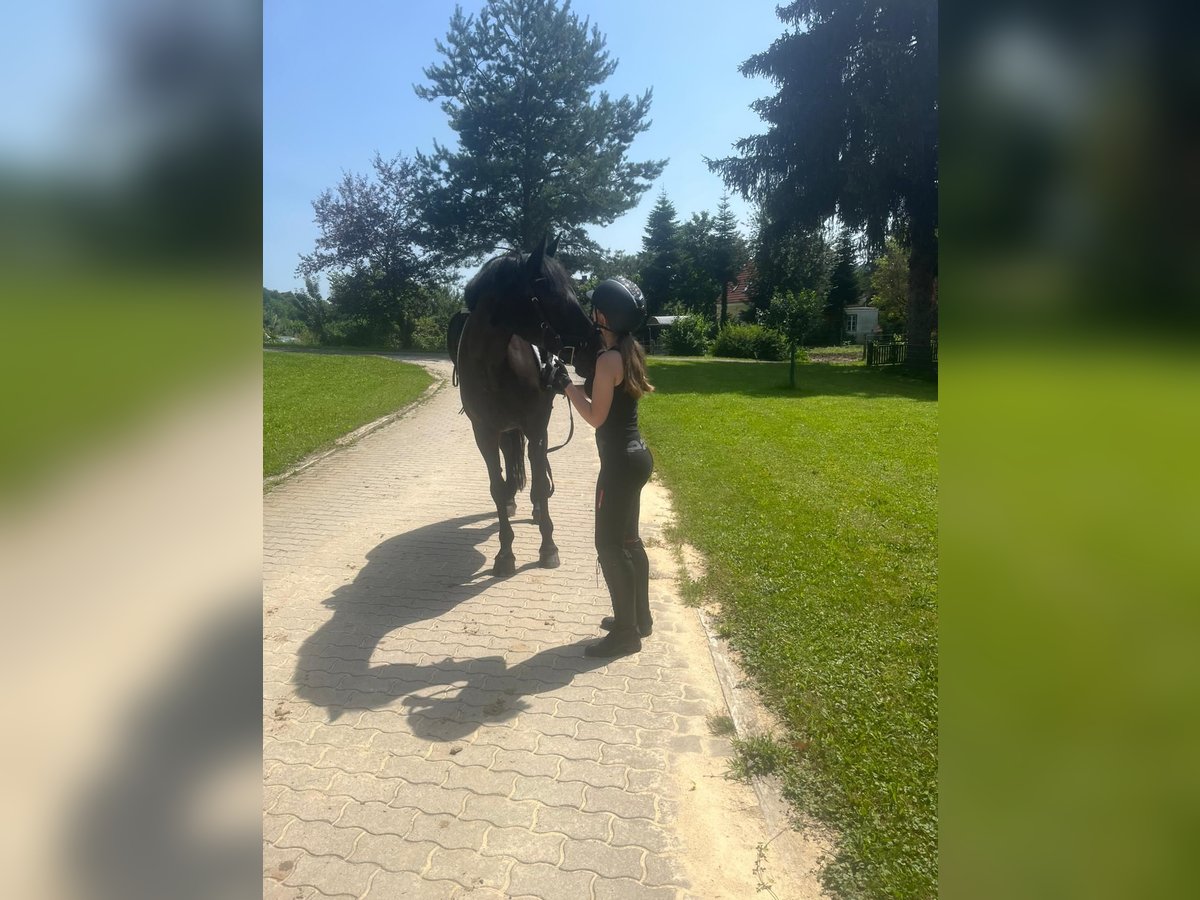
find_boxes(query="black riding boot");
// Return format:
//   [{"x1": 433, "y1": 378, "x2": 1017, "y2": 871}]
[
  {"x1": 588, "y1": 547, "x2": 641, "y2": 657},
  {"x1": 601, "y1": 539, "x2": 653, "y2": 637}
]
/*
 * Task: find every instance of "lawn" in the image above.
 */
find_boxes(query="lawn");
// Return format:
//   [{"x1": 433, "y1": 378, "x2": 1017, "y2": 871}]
[
  {"x1": 806, "y1": 344, "x2": 866, "y2": 364},
  {"x1": 639, "y1": 358, "x2": 937, "y2": 900},
  {"x1": 263, "y1": 352, "x2": 432, "y2": 478}
]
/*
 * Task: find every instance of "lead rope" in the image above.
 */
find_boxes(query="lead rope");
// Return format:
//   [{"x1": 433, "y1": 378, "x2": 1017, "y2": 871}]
[{"x1": 539, "y1": 389, "x2": 576, "y2": 498}]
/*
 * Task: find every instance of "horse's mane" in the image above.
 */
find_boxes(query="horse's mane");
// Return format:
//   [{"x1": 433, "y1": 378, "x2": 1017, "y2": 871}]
[{"x1": 463, "y1": 251, "x2": 575, "y2": 313}]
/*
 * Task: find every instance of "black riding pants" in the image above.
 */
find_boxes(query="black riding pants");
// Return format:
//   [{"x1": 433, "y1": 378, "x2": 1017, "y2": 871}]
[{"x1": 595, "y1": 440, "x2": 654, "y2": 632}]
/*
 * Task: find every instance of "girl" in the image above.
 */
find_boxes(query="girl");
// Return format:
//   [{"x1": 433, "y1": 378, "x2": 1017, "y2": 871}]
[{"x1": 551, "y1": 277, "x2": 655, "y2": 657}]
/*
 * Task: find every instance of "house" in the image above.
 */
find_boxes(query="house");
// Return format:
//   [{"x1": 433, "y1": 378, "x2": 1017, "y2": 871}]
[
  {"x1": 714, "y1": 263, "x2": 756, "y2": 322},
  {"x1": 843, "y1": 305, "x2": 881, "y2": 344}
]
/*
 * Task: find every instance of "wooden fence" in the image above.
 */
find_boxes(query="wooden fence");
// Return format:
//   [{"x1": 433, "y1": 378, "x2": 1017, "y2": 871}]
[{"x1": 865, "y1": 336, "x2": 938, "y2": 367}]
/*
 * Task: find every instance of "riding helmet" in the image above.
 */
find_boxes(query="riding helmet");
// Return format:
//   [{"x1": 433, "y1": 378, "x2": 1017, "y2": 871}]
[{"x1": 587, "y1": 277, "x2": 646, "y2": 334}]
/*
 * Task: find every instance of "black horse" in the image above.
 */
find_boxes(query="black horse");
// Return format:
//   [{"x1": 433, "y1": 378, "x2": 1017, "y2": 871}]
[{"x1": 448, "y1": 236, "x2": 595, "y2": 576}]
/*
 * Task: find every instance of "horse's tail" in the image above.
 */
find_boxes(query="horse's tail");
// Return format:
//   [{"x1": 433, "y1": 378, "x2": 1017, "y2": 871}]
[
  {"x1": 504, "y1": 430, "x2": 527, "y2": 492},
  {"x1": 447, "y1": 310, "x2": 469, "y2": 385}
]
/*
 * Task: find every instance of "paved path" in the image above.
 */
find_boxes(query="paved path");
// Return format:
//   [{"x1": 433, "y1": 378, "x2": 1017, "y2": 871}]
[{"x1": 264, "y1": 355, "x2": 819, "y2": 900}]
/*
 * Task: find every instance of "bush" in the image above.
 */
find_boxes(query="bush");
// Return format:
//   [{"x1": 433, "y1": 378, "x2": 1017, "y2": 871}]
[
  {"x1": 409, "y1": 316, "x2": 445, "y2": 352},
  {"x1": 323, "y1": 319, "x2": 391, "y2": 348},
  {"x1": 664, "y1": 314, "x2": 712, "y2": 356},
  {"x1": 712, "y1": 323, "x2": 788, "y2": 360}
]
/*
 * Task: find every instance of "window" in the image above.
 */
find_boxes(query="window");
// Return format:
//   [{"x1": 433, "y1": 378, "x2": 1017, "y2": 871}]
[{"x1": 845, "y1": 313, "x2": 858, "y2": 333}]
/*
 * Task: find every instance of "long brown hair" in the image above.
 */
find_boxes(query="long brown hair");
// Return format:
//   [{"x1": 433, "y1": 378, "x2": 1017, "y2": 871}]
[{"x1": 616, "y1": 333, "x2": 654, "y2": 399}]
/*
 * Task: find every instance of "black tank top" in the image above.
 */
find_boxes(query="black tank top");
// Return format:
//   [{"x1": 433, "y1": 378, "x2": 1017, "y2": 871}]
[{"x1": 593, "y1": 378, "x2": 642, "y2": 457}]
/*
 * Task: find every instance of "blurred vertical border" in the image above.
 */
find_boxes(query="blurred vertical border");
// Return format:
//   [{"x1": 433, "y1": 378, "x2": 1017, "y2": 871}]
[
  {"x1": 0, "y1": 1, "x2": 262, "y2": 898},
  {"x1": 943, "y1": 2, "x2": 1199, "y2": 898}
]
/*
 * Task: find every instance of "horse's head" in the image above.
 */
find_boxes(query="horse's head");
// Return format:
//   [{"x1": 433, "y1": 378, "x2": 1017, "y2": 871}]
[
  {"x1": 468, "y1": 235, "x2": 594, "y2": 365},
  {"x1": 521, "y1": 235, "x2": 594, "y2": 359}
]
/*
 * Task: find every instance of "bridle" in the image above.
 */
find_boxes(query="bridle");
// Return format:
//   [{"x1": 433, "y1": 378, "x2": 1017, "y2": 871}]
[{"x1": 526, "y1": 287, "x2": 582, "y2": 467}]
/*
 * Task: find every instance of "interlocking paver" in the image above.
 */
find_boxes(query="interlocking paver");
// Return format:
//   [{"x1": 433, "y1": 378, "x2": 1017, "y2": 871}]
[
  {"x1": 558, "y1": 757, "x2": 628, "y2": 789},
  {"x1": 263, "y1": 355, "x2": 783, "y2": 899},
  {"x1": 362, "y1": 869, "x2": 456, "y2": 899},
  {"x1": 425, "y1": 847, "x2": 510, "y2": 889},
  {"x1": 583, "y1": 785, "x2": 657, "y2": 820},
  {"x1": 460, "y1": 793, "x2": 540, "y2": 829},
  {"x1": 490, "y1": 747, "x2": 559, "y2": 778},
  {"x1": 389, "y1": 782, "x2": 470, "y2": 817},
  {"x1": 265, "y1": 763, "x2": 333, "y2": 792},
  {"x1": 334, "y1": 800, "x2": 417, "y2": 837},
  {"x1": 593, "y1": 876, "x2": 681, "y2": 900},
  {"x1": 506, "y1": 862, "x2": 595, "y2": 899},
  {"x1": 561, "y1": 838, "x2": 644, "y2": 879},
  {"x1": 405, "y1": 811, "x2": 490, "y2": 850},
  {"x1": 511, "y1": 773, "x2": 586, "y2": 808},
  {"x1": 610, "y1": 816, "x2": 672, "y2": 854},
  {"x1": 483, "y1": 824, "x2": 565, "y2": 865},
  {"x1": 532, "y1": 804, "x2": 612, "y2": 842},
  {"x1": 264, "y1": 813, "x2": 293, "y2": 844},
  {"x1": 376, "y1": 754, "x2": 451, "y2": 784},
  {"x1": 270, "y1": 789, "x2": 350, "y2": 825},
  {"x1": 284, "y1": 854, "x2": 376, "y2": 898},
  {"x1": 326, "y1": 772, "x2": 403, "y2": 805},
  {"x1": 274, "y1": 818, "x2": 360, "y2": 858},
  {"x1": 642, "y1": 850, "x2": 688, "y2": 888},
  {"x1": 535, "y1": 733, "x2": 604, "y2": 762},
  {"x1": 442, "y1": 763, "x2": 517, "y2": 796},
  {"x1": 348, "y1": 833, "x2": 435, "y2": 872}
]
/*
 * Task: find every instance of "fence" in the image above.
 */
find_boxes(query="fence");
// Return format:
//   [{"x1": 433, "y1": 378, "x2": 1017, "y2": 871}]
[{"x1": 865, "y1": 336, "x2": 939, "y2": 367}]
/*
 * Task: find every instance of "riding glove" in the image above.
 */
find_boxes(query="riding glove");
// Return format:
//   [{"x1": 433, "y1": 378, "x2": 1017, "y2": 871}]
[{"x1": 545, "y1": 356, "x2": 572, "y2": 394}]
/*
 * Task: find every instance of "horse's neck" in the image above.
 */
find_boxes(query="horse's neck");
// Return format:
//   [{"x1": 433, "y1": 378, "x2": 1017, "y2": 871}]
[{"x1": 470, "y1": 299, "x2": 529, "y2": 369}]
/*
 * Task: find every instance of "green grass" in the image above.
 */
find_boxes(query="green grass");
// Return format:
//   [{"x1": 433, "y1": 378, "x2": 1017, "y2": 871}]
[
  {"x1": 806, "y1": 345, "x2": 866, "y2": 364},
  {"x1": 640, "y1": 357, "x2": 937, "y2": 900},
  {"x1": 263, "y1": 352, "x2": 432, "y2": 478}
]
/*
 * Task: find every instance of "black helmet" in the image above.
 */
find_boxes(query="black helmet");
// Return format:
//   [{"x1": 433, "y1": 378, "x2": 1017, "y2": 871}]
[{"x1": 587, "y1": 277, "x2": 646, "y2": 334}]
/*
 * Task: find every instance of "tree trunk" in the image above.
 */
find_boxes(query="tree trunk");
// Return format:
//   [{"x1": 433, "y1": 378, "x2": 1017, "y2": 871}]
[
  {"x1": 720, "y1": 282, "x2": 729, "y2": 326},
  {"x1": 904, "y1": 234, "x2": 936, "y2": 371},
  {"x1": 905, "y1": 147, "x2": 938, "y2": 374},
  {"x1": 789, "y1": 345, "x2": 796, "y2": 387}
]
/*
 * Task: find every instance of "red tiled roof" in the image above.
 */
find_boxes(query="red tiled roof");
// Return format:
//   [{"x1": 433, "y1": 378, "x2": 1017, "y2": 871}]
[{"x1": 715, "y1": 262, "x2": 756, "y2": 305}]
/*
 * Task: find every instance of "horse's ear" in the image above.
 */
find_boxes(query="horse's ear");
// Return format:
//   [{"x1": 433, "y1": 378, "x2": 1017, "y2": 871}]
[
  {"x1": 526, "y1": 234, "x2": 547, "y2": 277},
  {"x1": 547, "y1": 234, "x2": 559, "y2": 258}
]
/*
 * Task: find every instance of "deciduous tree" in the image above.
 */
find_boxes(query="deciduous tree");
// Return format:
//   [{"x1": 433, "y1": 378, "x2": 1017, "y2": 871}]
[
  {"x1": 765, "y1": 289, "x2": 824, "y2": 387},
  {"x1": 298, "y1": 154, "x2": 448, "y2": 347}
]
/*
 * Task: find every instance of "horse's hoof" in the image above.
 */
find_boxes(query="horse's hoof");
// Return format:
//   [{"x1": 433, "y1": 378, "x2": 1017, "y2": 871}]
[
  {"x1": 539, "y1": 550, "x2": 560, "y2": 569},
  {"x1": 505, "y1": 501, "x2": 517, "y2": 518},
  {"x1": 493, "y1": 555, "x2": 516, "y2": 577}
]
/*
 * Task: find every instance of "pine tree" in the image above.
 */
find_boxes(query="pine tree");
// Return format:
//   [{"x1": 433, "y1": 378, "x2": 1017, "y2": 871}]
[
  {"x1": 415, "y1": 0, "x2": 666, "y2": 263},
  {"x1": 638, "y1": 191, "x2": 683, "y2": 316},
  {"x1": 827, "y1": 229, "x2": 860, "y2": 342},
  {"x1": 709, "y1": 0, "x2": 937, "y2": 369},
  {"x1": 712, "y1": 192, "x2": 748, "y2": 325},
  {"x1": 676, "y1": 212, "x2": 721, "y2": 315}
]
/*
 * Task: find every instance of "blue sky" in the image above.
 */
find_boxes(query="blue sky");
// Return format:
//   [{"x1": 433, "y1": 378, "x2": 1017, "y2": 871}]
[{"x1": 264, "y1": 0, "x2": 789, "y2": 291}]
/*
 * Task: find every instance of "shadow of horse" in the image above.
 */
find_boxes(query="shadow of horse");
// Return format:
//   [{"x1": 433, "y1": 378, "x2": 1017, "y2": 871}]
[{"x1": 292, "y1": 512, "x2": 607, "y2": 742}]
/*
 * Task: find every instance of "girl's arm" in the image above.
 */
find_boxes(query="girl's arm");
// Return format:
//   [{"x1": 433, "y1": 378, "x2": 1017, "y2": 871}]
[{"x1": 564, "y1": 350, "x2": 621, "y2": 428}]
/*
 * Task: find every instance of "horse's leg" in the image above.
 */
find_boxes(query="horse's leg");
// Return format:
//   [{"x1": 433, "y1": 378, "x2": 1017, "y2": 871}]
[
  {"x1": 473, "y1": 425, "x2": 516, "y2": 576},
  {"x1": 527, "y1": 429, "x2": 559, "y2": 568},
  {"x1": 499, "y1": 429, "x2": 523, "y2": 518}
]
